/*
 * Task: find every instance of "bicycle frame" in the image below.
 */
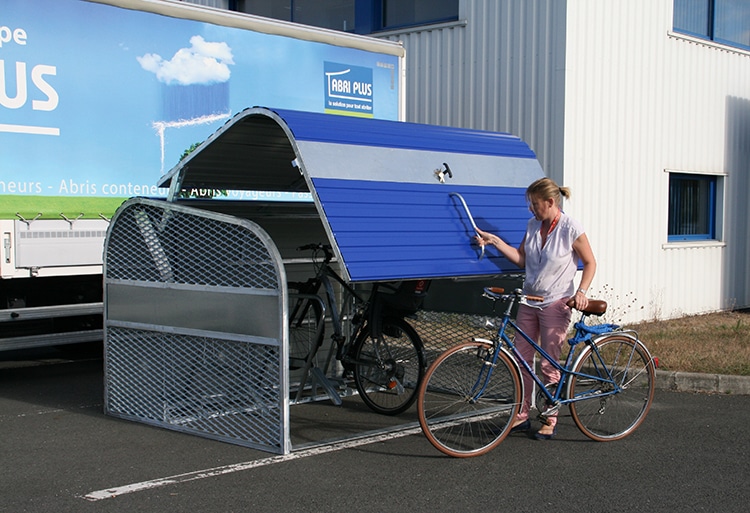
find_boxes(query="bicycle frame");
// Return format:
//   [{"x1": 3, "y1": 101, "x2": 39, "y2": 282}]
[
  {"x1": 293, "y1": 249, "x2": 407, "y2": 374},
  {"x1": 476, "y1": 293, "x2": 630, "y2": 411},
  {"x1": 291, "y1": 244, "x2": 428, "y2": 415},
  {"x1": 319, "y1": 266, "x2": 373, "y2": 367}
]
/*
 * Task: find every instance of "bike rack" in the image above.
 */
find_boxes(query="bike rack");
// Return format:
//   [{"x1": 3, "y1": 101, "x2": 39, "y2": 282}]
[
  {"x1": 287, "y1": 292, "x2": 344, "y2": 406},
  {"x1": 104, "y1": 107, "x2": 544, "y2": 455}
]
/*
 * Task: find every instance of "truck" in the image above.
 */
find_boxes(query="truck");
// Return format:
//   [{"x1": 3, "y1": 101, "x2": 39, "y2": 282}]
[{"x1": 1, "y1": 0, "x2": 405, "y2": 351}]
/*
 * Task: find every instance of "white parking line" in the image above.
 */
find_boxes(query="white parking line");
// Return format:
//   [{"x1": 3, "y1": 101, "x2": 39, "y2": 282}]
[
  {"x1": 0, "y1": 404, "x2": 102, "y2": 423},
  {"x1": 83, "y1": 424, "x2": 424, "y2": 501}
]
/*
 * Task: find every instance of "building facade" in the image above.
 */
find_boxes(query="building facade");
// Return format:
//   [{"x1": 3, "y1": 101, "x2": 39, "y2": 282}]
[{"x1": 188, "y1": 0, "x2": 750, "y2": 322}]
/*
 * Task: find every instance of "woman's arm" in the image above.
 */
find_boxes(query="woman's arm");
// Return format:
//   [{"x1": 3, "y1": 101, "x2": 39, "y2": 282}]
[
  {"x1": 572, "y1": 233, "x2": 596, "y2": 309},
  {"x1": 475, "y1": 227, "x2": 526, "y2": 268}
]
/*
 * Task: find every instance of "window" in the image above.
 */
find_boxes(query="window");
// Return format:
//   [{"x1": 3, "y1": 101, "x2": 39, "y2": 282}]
[
  {"x1": 673, "y1": 0, "x2": 711, "y2": 37},
  {"x1": 714, "y1": 0, "x2": 750, "y2": 47},
  {"x1": 231, "y1": 0, "x2": 458, "y2": 34},
  {"x1": 668, "y1": 173, "x2": 717, "y2": 241},
  {"x1": 381, "y1": 0, "x2": 459, "y2": 31},
  {"x1": 234, "y1": 0, "x2": 292, "y2": 22},
  {"x1": 235, "y1": 0, "x2": 356, "y2": 32},
  {"x1": 673, "y1": 0, "x2": 750, "y2": 50}
]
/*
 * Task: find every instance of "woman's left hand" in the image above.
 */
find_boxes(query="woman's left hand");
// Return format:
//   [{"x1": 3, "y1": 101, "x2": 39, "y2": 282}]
[{"x1": 573, "y1": 290, "x2": 589, "y2": 310}]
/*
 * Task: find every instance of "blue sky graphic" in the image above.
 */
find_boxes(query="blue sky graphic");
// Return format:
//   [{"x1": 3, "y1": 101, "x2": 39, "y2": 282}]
[{"x1": 1, "y1": 0, "x2": 400, "y2": 196}]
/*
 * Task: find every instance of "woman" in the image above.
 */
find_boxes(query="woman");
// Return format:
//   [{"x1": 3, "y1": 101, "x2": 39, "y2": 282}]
[{"x1": 475, "y1": 177, "x2": 596, "y2": 440}]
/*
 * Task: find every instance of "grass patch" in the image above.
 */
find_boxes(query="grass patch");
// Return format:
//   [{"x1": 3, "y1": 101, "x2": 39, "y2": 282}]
[
  {"x1": 628, "y1": 310, "x2": 750, "y2": 376},
  {"x1": 0, "y1": 195, "x2": 127, "y2": 220}
]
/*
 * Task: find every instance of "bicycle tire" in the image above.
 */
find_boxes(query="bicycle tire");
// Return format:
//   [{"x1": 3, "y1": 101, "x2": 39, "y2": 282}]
[
  {"x1": 417, "y1": 341, "x2": 522, "y2": 458},
  {"x1": 568, "y1": 334, "x2": 655, "y2": 441},
  {"x1": 288, "y1": 295, "x2": 324, "y2": 370},
  {"x1": 351, "y1": 317, "x2": 426, "y2": 415}
]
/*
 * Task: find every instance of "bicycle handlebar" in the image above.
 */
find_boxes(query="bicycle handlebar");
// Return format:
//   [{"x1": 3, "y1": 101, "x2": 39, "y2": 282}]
[
  {"x1": 297, "y1": 243, "x2": 333, "y2": 262},
  {"x1": 484, "y1": 288, "x2": 608, "y2": 316},
  {"x1": 483, "y1": 287, "x2": 543, "y2": 302}
]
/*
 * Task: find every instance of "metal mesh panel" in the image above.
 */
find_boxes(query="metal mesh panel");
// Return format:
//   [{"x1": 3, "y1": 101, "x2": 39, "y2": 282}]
[
  {"x1": 104, "y1": 199, "x2": 287, "y2": 453},
  {"x1": 106, "y1": 201, "x2": 279, "y2": 290},
  {"x1": 107, "y1": 326, "x2": 283, "y2": 450},
  {"x1": 411, "y1": 310, "x2": 498, "y2": 364}
]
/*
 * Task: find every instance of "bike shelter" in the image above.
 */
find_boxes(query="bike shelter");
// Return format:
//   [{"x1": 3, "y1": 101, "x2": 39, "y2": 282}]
[{"x1": 103, "y1": 107, "x2": 544, "y2": 454}]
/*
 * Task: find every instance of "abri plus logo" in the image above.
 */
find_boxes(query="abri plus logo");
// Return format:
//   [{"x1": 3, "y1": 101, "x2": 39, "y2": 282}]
[{"x1": 324, "y1": 62, "x2": 373, "y2": 117}]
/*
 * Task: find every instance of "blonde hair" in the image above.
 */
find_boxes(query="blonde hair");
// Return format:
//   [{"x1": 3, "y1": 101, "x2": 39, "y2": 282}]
[{"x1": 526, "y1": 177, "x2": 570, "y2": 206}]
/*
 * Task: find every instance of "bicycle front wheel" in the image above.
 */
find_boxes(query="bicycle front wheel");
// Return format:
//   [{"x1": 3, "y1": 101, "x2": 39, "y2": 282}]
[
  {"x1": 569, "y1": 334, "x2": 655, "y2": 441},
  {"x1": 351, "y1": 317, "x2": 426, "y2": 415},
  {"x1": 417, "y1": 342, "x2": 521, "y2": 458}
]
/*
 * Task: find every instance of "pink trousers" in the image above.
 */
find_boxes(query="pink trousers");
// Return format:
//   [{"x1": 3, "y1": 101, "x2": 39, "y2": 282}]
[{"x1": 513, "y1": 298, "x2": 571, "y2": 427}]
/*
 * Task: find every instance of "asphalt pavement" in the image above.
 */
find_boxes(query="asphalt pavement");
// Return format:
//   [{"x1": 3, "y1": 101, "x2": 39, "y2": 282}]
[{"x1": 1, "y1": 347, "x2": 749, "y2": 513}]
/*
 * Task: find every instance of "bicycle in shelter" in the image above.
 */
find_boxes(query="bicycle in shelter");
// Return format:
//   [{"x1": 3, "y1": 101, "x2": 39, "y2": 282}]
[
  {"x1": 288, "y1": 243, "x2": 428, "y2": 415},
  {"x1": 417, "y1": 287, "x2": 656, "y2": 457}
]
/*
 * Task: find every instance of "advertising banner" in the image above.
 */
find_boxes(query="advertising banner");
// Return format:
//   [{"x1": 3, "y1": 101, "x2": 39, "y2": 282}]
[{"x1": 0, "y1": 0, "x2": 401, "y2": 217}]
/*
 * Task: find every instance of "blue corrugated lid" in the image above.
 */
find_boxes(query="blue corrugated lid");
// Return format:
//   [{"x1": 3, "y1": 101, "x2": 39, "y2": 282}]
[
  {"x1": 271, "y1": 108, "x2": 537, "y2": 158},
  {"x1": 161, "y1": 107, "x2": 545, "y2": 282}
]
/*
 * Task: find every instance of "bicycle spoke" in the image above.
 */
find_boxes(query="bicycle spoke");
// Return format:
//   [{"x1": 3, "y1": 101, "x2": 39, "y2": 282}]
[
  {"x1": 569, "y1": 335, "x2": 655, "y2": 441},
  {"x1": 353, "y1": 318, "x2": 425, "y2": 415},
  {"x1": 418, "y1": 342, "x2": 521, "y2": 457}
]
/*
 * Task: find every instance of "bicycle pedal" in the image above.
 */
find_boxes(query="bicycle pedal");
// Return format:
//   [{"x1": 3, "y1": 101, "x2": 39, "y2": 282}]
[{"x1": 538, "y1": 403, "x2": 561, "y2": 422}]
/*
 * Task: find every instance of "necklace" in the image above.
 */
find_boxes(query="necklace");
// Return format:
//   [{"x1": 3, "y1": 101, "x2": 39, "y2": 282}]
[
  {"x1": 541, "y1": 210, "x2": 561, "y2": 248},
  {"x1": 547, "y1": 210, "x2": 561, "y2": 236}
]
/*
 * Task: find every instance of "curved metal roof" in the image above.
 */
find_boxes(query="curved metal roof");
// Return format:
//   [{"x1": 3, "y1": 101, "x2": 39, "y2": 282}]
[{"x1": 158, "y1": 107, "x2": 544, "y2": 282}]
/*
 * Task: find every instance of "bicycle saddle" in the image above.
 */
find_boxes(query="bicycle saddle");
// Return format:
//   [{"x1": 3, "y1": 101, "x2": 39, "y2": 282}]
[{"x1": 566, "y1": 298, "x2": 607, "y2": 316}]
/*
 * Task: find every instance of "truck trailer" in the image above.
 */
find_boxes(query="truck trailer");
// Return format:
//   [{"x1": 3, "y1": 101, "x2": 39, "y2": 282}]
[{"x1": 0, "y1": 0, "x2": 405, "y2": 351}]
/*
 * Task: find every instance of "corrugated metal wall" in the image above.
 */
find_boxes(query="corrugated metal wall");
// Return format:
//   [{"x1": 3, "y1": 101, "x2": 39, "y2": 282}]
[
  {"x1": 385, "y1": 0, "x2": 750, "y2": 322},
  {"x1": 562, "y1": 0, "x2": 750, "y2": 320},
  {"x1": 382, "y1": 0, "x2": 567, "y2": 184}
]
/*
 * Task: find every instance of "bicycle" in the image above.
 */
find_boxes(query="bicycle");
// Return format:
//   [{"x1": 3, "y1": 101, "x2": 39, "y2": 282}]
[
  {"x1": 417, "y1": 287, "x2": 656, "y2": 457},
  {"x1": 288, "y1": 243, "x2": 428, "y2": 415}
]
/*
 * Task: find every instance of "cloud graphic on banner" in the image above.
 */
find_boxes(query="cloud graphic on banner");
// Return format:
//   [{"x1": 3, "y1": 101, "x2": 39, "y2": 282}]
[{"x1": 137, "y1": 35, "x2": 234, "y2": 85}]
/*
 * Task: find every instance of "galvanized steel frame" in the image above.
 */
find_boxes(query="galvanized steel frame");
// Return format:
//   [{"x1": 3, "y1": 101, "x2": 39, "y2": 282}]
[{"x1": 103, "y1": 198, "x2": 291, "y2": 453}]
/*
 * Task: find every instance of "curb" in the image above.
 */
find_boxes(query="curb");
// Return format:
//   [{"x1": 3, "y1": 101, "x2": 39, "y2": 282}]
[{"x1": 656, "y1": 370, "x2": 750, "y2": 395}]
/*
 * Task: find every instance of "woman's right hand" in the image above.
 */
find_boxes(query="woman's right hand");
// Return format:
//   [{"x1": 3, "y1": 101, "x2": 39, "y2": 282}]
[{"x1": 474, "y1": 227, "x2": 493, "y2": 247}]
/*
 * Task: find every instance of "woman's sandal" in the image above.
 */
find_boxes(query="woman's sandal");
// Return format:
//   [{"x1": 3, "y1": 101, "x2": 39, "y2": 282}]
[
  {"x1": 533, "y1": 426, "x2": 557, "y2": 440},
  {"x1": 510, "y1": 419, "x2": 531, "y2": 433}
]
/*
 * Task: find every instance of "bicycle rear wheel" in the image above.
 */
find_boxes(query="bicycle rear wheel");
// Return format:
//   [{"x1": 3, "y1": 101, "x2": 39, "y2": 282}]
[
  {"x1": 417, "y1": 341, "x2": 521, "y2": 458},
  {"x1": 351, "y1": 317, "x2": 426, "y2": 415},
  {"x1": 569, "y1": 334, "x2": 655, "y2": 441}
]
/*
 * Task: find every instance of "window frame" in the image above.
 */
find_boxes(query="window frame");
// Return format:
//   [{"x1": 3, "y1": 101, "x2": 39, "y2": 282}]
[{"x1": 666, "y1": 170, "x2": 724, "y2": 243}]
